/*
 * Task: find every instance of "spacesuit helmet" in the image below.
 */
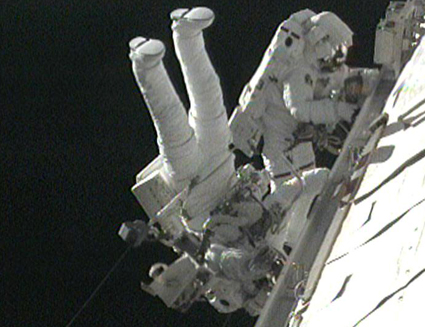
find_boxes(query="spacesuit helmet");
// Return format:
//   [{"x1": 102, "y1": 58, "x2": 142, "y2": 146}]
[{"x1": 305, "y1": 12, "x2": 354, "y2": 71}]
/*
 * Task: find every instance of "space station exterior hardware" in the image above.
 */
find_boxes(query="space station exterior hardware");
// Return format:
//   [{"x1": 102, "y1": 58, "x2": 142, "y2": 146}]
[
  {"x1": 375, "y1": 0, "x2": 425, "y2": 75},
  {"x1": 118, "y1": 0, "x2": 425, "y2": 323}
]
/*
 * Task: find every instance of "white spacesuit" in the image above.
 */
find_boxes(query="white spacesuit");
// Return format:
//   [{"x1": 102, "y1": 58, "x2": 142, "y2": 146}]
[
  {"x1": 230, "y1": 11, "x2": 379, "y2": 187},
  {"x1": 130, "y1": 7, "x2": 235, "y2": 231},
  {"x1": 126, "y1": 7, "x2": 331, "y2": 315}
]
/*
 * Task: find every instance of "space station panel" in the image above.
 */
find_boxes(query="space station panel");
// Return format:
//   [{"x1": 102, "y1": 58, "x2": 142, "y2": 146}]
[
  {"x1": 289, "y1": 33, "x2": 425, "y2": 327},
  {"x1": 374, "y1": 0, "x2": 425, "y2": 74},
  {"x1": 374, "y1": 27, "x2": 397, "y2": 66}
]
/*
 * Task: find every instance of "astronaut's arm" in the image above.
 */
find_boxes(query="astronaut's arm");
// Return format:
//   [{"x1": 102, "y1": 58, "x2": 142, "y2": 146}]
[
  {"x1": 284, "y1": 73, "x2": 357, "y2": 125},
  {"x1": 291, "y1": 97, "x2": 357, "y2": 124}
]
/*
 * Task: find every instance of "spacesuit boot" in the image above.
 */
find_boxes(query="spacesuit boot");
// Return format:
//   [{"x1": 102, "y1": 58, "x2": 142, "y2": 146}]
[
  {"x1": 129, "y1": 37, "x2": 165, "y2": 70},
  {"x1": 170, "y1": 7, "x2": 215, "y2": 37},
  {"x1": 170, "y1": 7, "x2": 225, "y2": 123}
]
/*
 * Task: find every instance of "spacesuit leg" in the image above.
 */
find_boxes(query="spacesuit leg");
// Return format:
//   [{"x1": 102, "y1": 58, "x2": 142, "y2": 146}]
[
  {"x1": 129, "y1": 37, "x2": 201, "y2": 182},
  {"x1": 171, "y1": 8, "x2": 231, "y2": 156}
]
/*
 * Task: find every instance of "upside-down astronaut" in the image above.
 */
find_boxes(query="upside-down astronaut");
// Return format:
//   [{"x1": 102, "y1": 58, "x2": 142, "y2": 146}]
[{"x1": 125, "y1": 7, "x2": 330, "y2": 315}]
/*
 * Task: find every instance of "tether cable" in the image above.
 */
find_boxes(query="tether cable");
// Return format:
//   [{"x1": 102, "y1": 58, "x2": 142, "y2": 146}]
[{"x1": 65, "y1": 245, "x2": 132, "y2": 327}]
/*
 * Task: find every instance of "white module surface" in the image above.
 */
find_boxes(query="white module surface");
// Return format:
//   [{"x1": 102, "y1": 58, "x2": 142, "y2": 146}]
[{"x1": 298, "y1": 35, "x2": 425, "y2": 327}]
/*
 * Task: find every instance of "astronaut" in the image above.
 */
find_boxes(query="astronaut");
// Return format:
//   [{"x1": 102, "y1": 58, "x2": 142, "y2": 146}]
[
  {"x1": 127, "y1": 7, "x2": 331, "y2": 315},
  {"x1": 284, "y1": 12, "x2": 379, "y2": 128},
  {"x1": 230, "y1": 11, "x2": 379, "y2": 187},
  {"x1": 129, "y1": 7, "x2": 236, "y2": 233}
]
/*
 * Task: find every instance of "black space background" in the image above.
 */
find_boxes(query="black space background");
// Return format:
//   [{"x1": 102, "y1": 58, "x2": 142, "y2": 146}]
[{"x1": 3, "y1": 1, "x2": 389, "y2": 326}]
